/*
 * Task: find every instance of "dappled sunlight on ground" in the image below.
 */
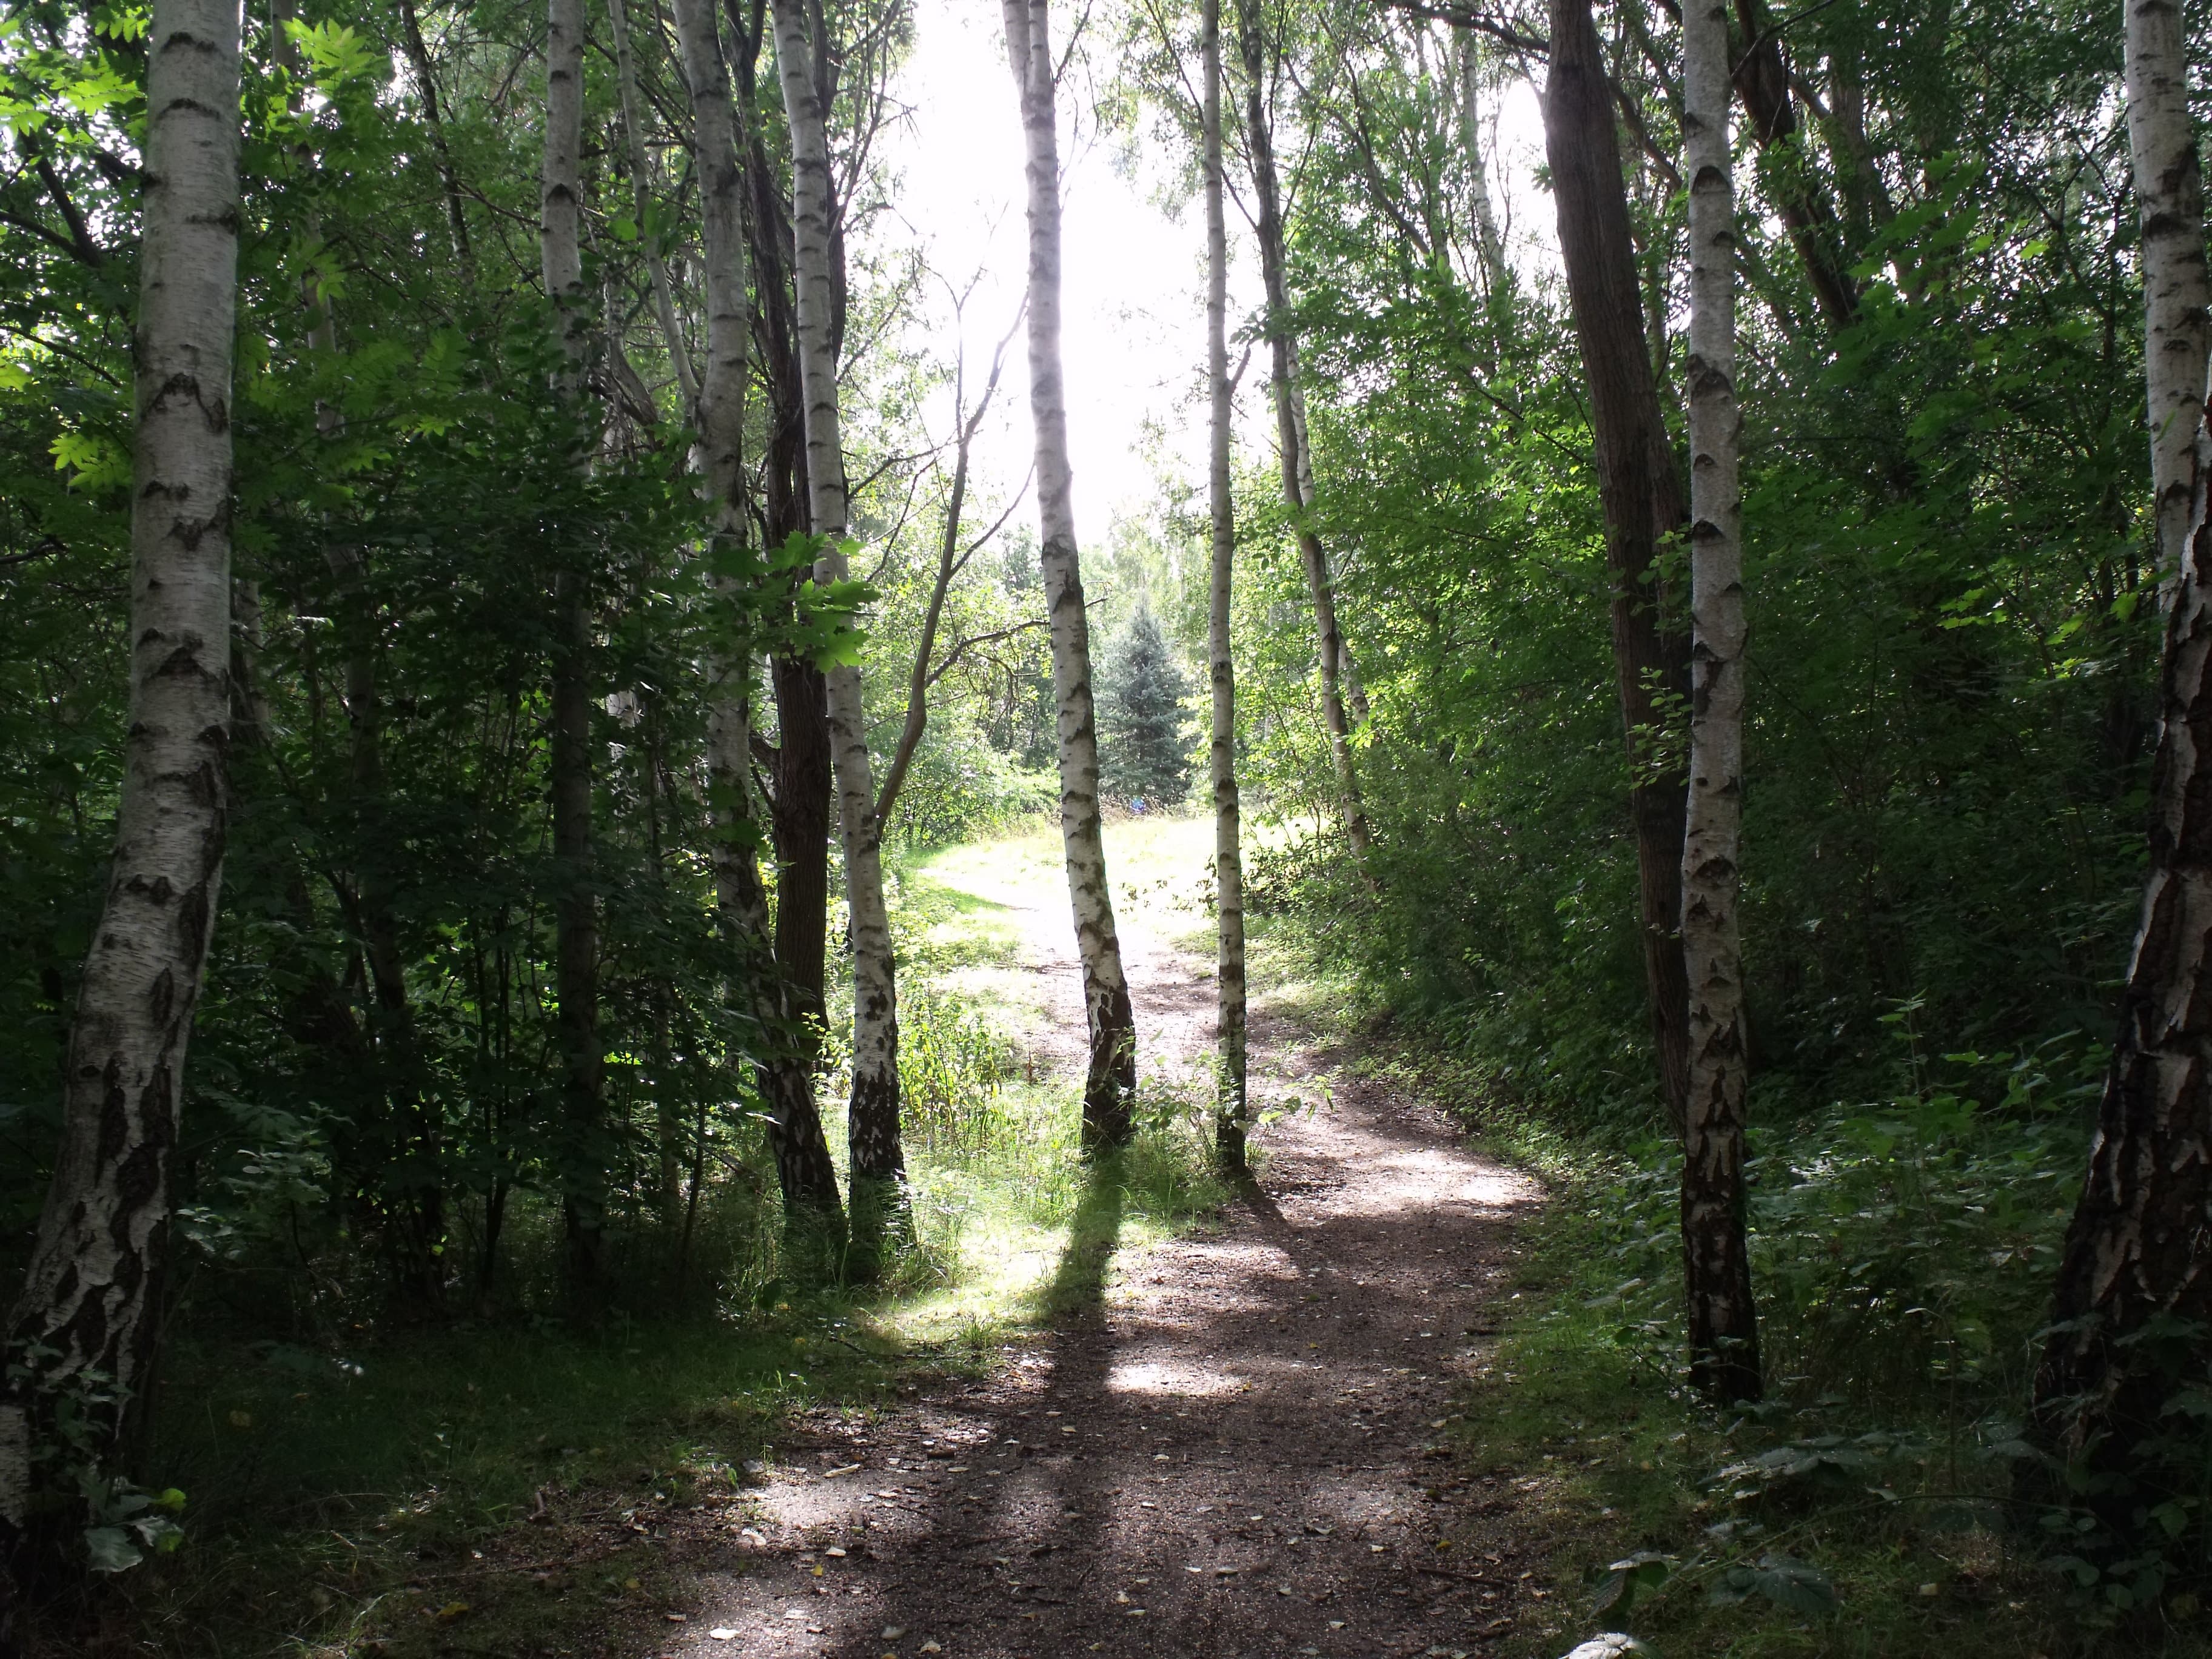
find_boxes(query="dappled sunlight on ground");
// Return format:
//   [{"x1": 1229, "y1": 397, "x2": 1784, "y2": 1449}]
[{"x1": 651, "y1": 811, "x2": 1557, "y2": 1659}]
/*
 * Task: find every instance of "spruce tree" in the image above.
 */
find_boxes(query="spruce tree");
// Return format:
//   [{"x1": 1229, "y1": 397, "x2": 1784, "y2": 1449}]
[{"x1": 1099, "y1": 605, "x2": 1196, "y2": 805}]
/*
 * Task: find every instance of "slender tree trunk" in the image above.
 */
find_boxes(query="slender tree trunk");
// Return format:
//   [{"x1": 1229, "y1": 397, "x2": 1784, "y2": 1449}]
[
  {"x1": 875, "y1": 315, "x2": 1021, "y2": 828},
  {"x1": 1002, "y1": 0, "x2": 1139, "y2": 1145},
  {"x1": 1680, "y1": 0, "x2": 1761, "y2": 1405},
  {"x1": 672, "y1": 0, "x2": 845, "y2": 1255},
  {"x1": 608, "y1": 0, "x2": 700, "y2": 412},
  {"x1": 540, "y1": 0, "x2": 605, "y2": 1300},
  {"x1": 1454, "y1": 27, "x2": 1509, "y2": 297},
  {"x1": 1204, "y1": 0, "x2": 1249, "y2": 1176},
  {"x1": 1729, "y1": 0, "x2": 1858, "y2": 333},
  {"x1": 1235, "y1": 0, "x2": 1373, "y2": 870},
  {"x1": 771, "y1": 0, "x2": 905, "y2": 1276},
  {"x1": 0, "y1": 0, "x2": 240, "y2": 1594},
  {"x1": 731, "y1": 8, "x2": 846, "y2": 1185},
  {"x1": 396, "y1": 0, "x2": 475, "y2": 278},
  {"x1": 1543, "y1": 0, "x2": 1694, "y2": 1137},
  {"x1": 2028, "y1": 0, "x2": 2212, "y2": 1487},
  {"x1": 2127, "y1": 0, "x2": 2210, "y2": 587}
]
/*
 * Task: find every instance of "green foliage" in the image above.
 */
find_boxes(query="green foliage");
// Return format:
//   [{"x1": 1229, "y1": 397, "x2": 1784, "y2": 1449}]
[
  {"x1": 899, "y1": 989, "x2": 1020, "y2": 1150},
  {"x1": 1233, "y1": 0, "x2": 2154, "y2": 1144}
]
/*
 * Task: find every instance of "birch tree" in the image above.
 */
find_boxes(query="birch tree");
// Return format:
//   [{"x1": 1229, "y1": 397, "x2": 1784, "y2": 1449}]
[
  {"x1": 671, "y1": 0, "x2": 846, "y2": 1252},
  {"x1": 1003, "y1": 0, "x2": 1140, "y2": 1144},
  {"x1": 1454, "y1": 28, "x2": 1509, "y2": 298},
  {"x1": 770, "y1": 0, "x2": 907, "y2": 1268},
  {"x1": 1679, "y1": 0, "x2": 1761, "y2": 1404},
  {"x1": 2029, "y1": 0, "x2": 2212, "y2": 1485},
  {"x1": 1234, "y1": 0, "x2": 1373, "y2": 870},
  {"x1": 1542, "y1": 0, "x2": 1694, "y2": 1136},
  {"x1": 2125, "y1": 0, "x2": 2210, "y2": 585},
  {"x1": 540, "y1": 0, "x2": 606, "y2": 1293},
  {"x1": 1202, "y1": 0, "x2": 1250, "y2": 1174},
  {"x1": 1, "y1": 0, "x2": 241, "y2": 1572}
]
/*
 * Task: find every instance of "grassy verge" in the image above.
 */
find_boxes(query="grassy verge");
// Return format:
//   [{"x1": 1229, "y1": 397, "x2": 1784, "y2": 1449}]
[
  {"x1": 1247, "y1": 922, "x2": 2209, "y2": 1659},
  {"x1": 89, "y1": 817, "x2": 1227, "y2": 1659}
]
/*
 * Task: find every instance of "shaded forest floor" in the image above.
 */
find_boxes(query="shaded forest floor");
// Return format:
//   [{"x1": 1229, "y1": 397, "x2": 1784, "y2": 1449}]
[{"x1": 85, "y1": 816, "x2": 2195, "y2": 1659}]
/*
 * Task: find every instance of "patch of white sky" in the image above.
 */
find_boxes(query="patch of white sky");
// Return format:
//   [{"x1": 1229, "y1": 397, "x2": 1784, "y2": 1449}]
[{"x1": 856, "y1": 0, "x2": 1557, "y2": 546}]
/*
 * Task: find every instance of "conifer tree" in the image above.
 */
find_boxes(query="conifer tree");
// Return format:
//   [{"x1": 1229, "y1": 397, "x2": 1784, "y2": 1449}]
[{"x1": 1099, "y1": 606, "x2": 1196, "y2": 806}]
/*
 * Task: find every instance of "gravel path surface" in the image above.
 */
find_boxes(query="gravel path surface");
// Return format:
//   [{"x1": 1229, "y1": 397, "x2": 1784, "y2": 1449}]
[{"x1": 671, "y1": 836, "x2": 1543, "y2": 1659}]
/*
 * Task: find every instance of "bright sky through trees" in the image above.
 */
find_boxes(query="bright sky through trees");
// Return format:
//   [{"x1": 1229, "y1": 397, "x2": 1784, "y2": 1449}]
[{"x1": 871, "y1": 0, "x2": 1550, "y2": 529}]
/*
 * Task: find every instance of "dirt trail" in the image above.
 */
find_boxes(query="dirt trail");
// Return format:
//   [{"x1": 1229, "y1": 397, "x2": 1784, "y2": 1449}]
[{"x1": 675, "y1": 830, "x2": 1543, "y2": 1659}]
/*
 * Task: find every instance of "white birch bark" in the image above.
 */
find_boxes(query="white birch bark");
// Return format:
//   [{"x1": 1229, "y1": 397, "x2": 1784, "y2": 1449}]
[
  {"x1": 541, "y1": 0, "x2": 588, "y2": 352},
  {"x1": 1455, "y1": 27, "x2": 1509, "y2": 296},
  {"x1": 1204, "y1": 0, "x2": 1249, "y2": 1172},
  {"x1": 540, "y1": 0, "x2": 605, "y2": 1292},
  {"x1": 2127, "y1": 0, "x2": 2210, "y2": 586},
  {"x1": 1003, "y1": 0, "x2": 1139, "y2": 1142},
  {"x1": 771, "y1": 0, "x2": 907, "y2": 1244},
  {"x1": 2, "y1": 0, "x2": 241, "y2": 1544},
  {"x1": 1679, "y1": 0, "x2": 1760, "y2": 1404},
  {"x1": 2029, "y1": 0, "x2": 2212, "y2": 1469},
  {"x1": 671, "y1": 0, "x2": 845, "y2": 1236}
]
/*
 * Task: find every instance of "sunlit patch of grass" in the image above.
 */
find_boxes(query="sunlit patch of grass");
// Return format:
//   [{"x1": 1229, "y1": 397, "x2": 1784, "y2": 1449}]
[{"x1": 879, "y1": 1078, "x2": 1229, "y2": 1346}]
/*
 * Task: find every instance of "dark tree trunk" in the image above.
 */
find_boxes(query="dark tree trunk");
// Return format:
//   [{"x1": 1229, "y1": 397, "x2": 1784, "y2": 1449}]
[
  {"x1": 726, "y1": 2, "x2": 846, "y2": 1252},
  {"x1": 1235, "y1": 0, "x2": 1373, "y2": 872},
  {"x1": 1729, "y1": 0, "x2": 1859, "y2": 334},
  {"x1": 1543, "y1": 0, "x2": 1695, "y2": 1137},
  {"x1": 769, "y1": 655, "x2": 834, "y2": 1032}
]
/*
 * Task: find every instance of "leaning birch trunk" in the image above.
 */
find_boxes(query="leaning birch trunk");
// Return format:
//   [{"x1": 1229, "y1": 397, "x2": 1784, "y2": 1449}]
[
  {"x1": 540, "y1": 0, "x2": 605, "y2": 1299},
  {"x1": 1202, "y1": 0, "x2": 1249, "y2": 1175},
  {"x1": 1234, "y1": 0, "x2": 1373, "y2": 870},
  {"x1": 2128, "y1": 0, "x2": 2210, "y2": 587},
  {"x1": 2028, "y1": 0, "x2": 2212, "y2": 1486},
  {"x1": 1679, "y1": 0, "x2": 1761, "y2": 1406},
  {"x1": 771, "y1": 0, "x2": 906, "y2": 1272},
  {"x1": 0, "y1": 0, "x2": 240, "y2": 1583},
  {"x1": 1455, "y1": 28, "x2": 1509, "y2": 297},
  {"x1": 1003, "y1": 0, "x2": 1139, "y2": 1145},
  {"x1": 671, "y1": 0, "x2": 845, "y2": 1254}
]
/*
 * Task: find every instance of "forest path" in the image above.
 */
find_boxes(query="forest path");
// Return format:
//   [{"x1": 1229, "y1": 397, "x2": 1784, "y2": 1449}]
[{"x1": 677, "y1": 816, "x2": 1543, "y2": 1659}]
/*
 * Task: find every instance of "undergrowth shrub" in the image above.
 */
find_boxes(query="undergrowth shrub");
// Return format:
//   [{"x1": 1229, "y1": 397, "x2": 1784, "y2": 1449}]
[
  {"x1": 1584, "y1": 1020, "x2": 2099, "y2": 1422},
  {"x1": 899, "y1": 988, "x2": 1021, "y2": 1151}
]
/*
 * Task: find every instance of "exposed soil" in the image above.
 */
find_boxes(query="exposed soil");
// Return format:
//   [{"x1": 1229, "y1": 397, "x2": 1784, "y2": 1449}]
[{"x1": 648, "y1": 846, "x2": 1547, "y2": 1659}]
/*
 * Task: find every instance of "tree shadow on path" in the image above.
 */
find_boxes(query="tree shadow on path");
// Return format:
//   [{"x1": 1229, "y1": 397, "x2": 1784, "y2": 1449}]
[{"x1": 656, "y1": 1059, "x2": 1547, "y2": 1659}]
